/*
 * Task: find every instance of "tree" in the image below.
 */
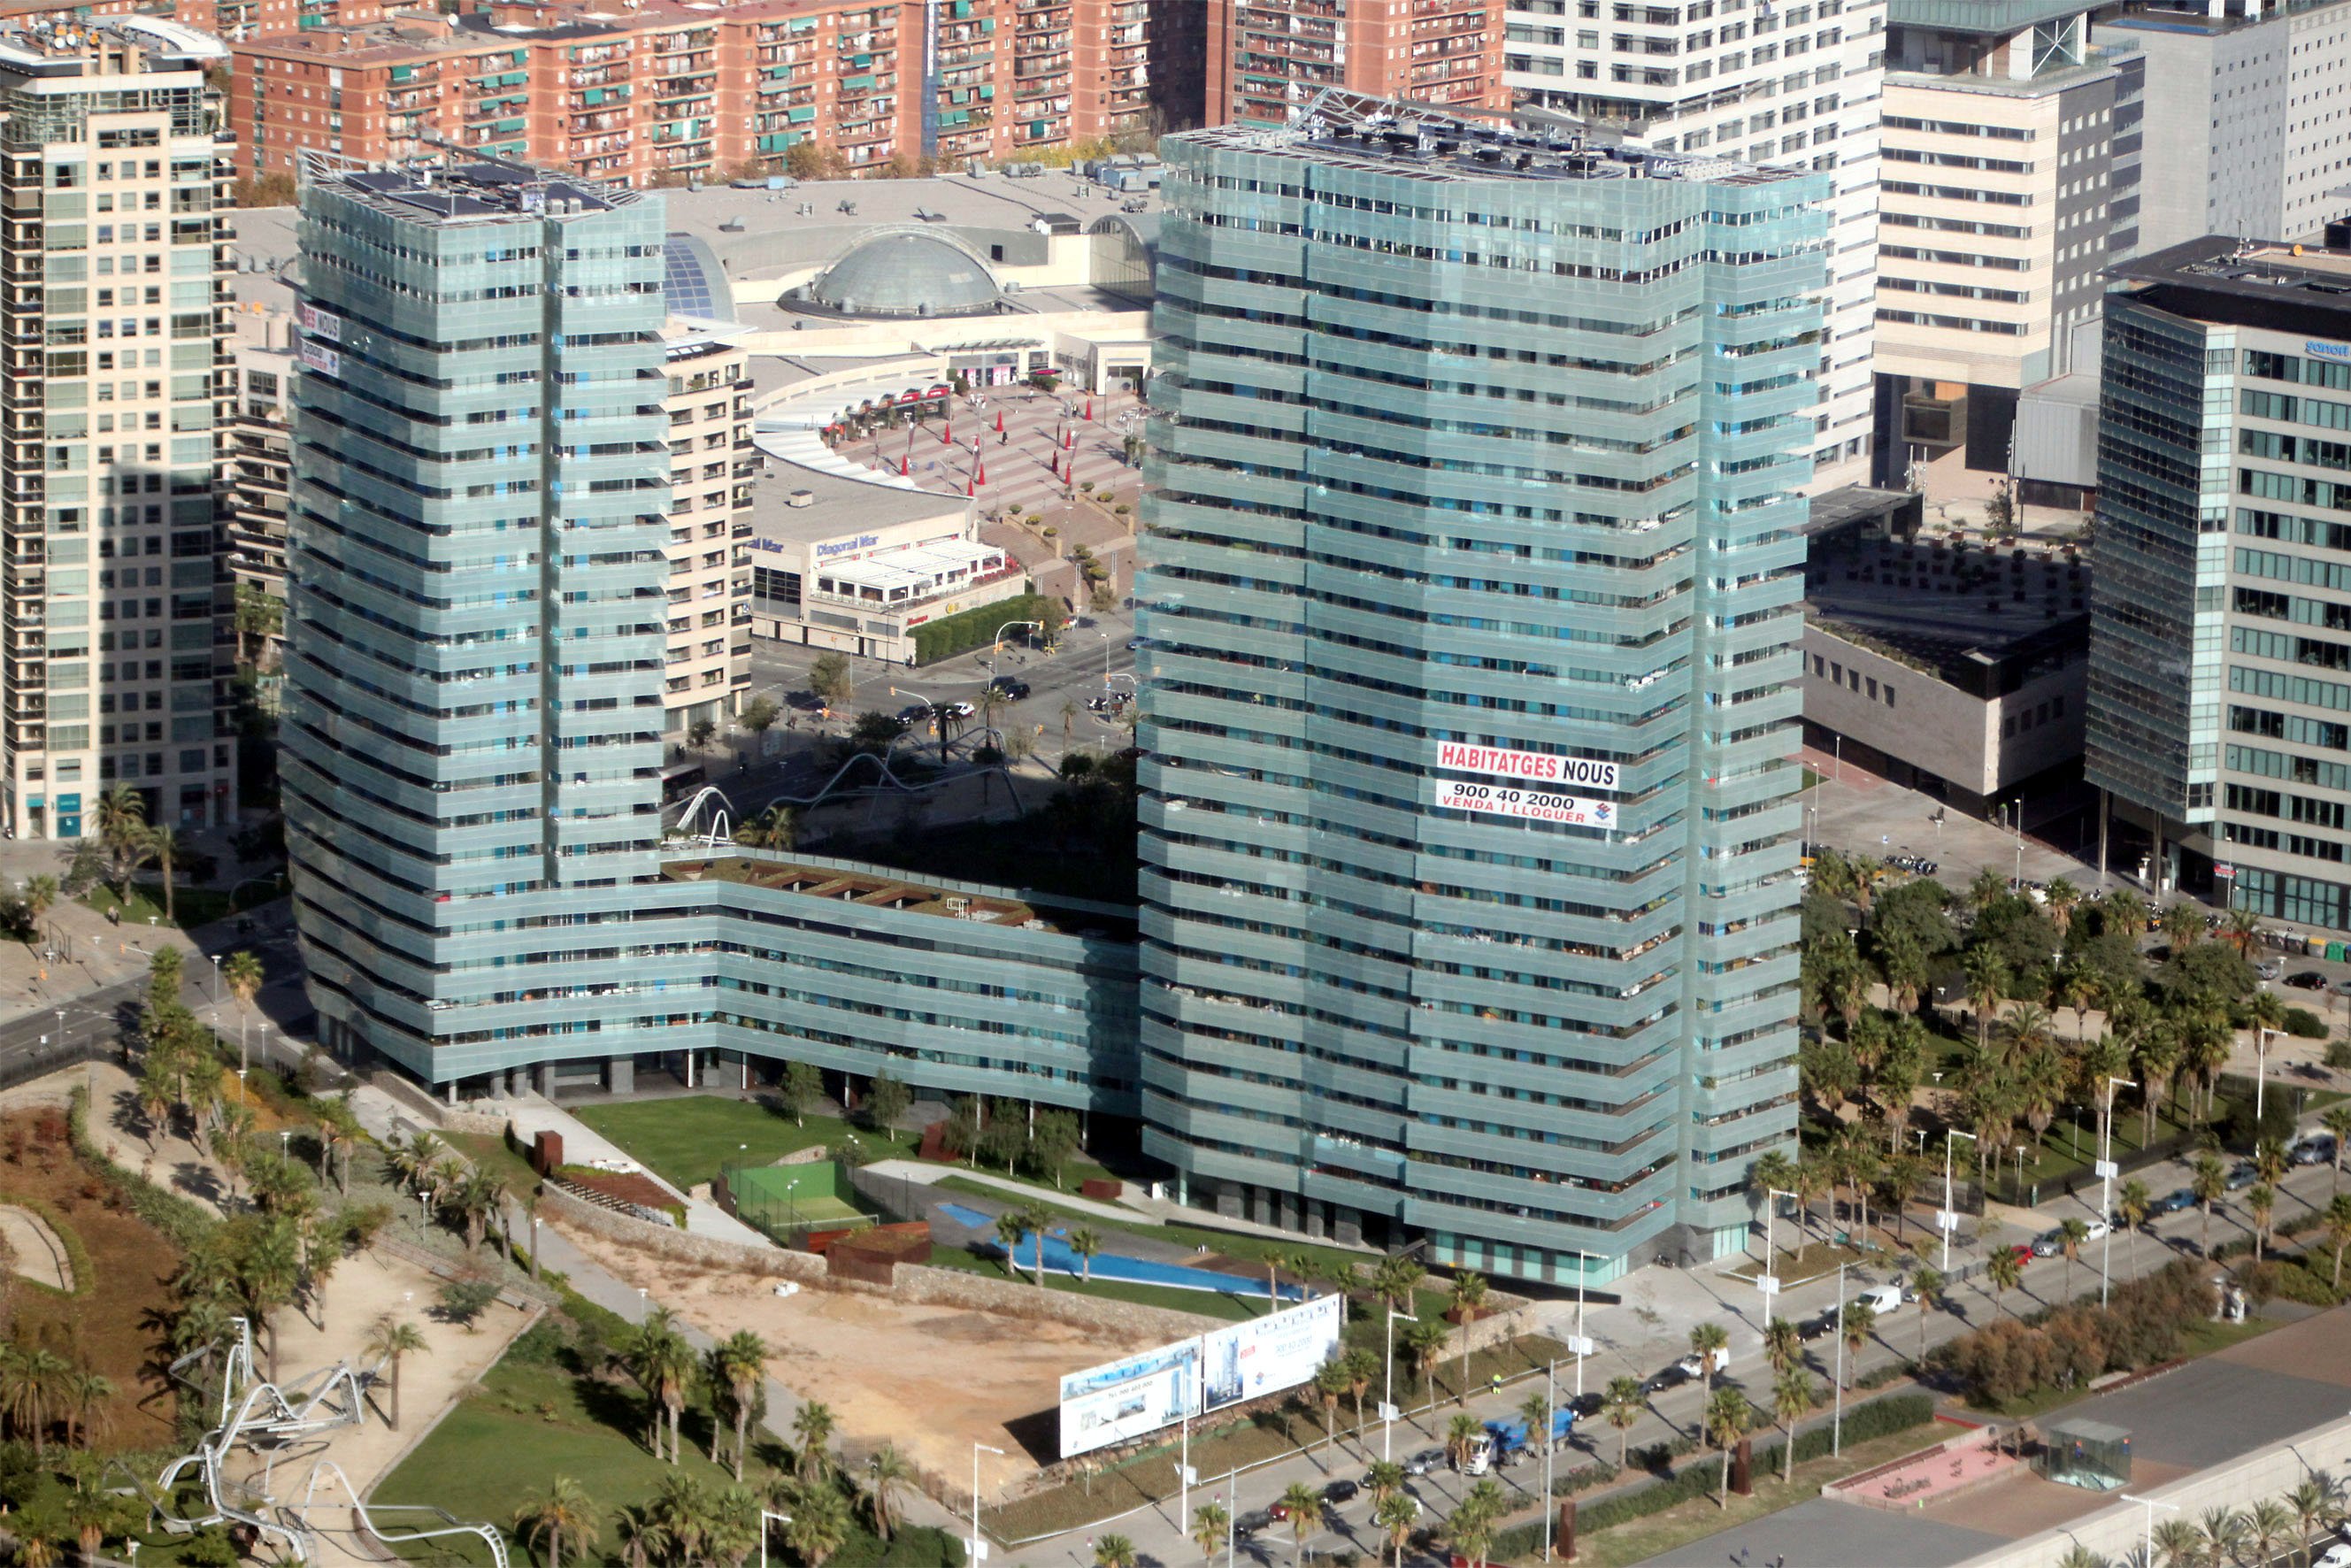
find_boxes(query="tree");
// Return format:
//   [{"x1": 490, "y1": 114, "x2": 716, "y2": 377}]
[
  {"x1": 2324, "y1": 1104, "x2": 2351, "y2": 1196},
  {"x1": 2193, "y1": 1151, "x2": 2228, "y2": 1257},
  {"x1": 95, "y1": 783, "x2": 149, "y2": 900},
  {"x1": 863, "y1": 1072, "x2": 911, "y2": 1142},
  {"x1": 1373, "y1": 1492, "x2": 1418, "y2": 1568},
  {"x1": 774, "y1": 1060, "x2": 824, "y2": 1128},
  {"x1": 1278, "y1": 1481, "x2": 1322, "y2": 1565},
  {"x1": 234, "y1": 580, "x2": 283, "y2": 667},
  {"x1": 2247, "y1": 1499, "x2": 2297, "y2": 1568},
  {"x1": 1961, "y1": 947, "x2": 2010, "y2": 1054},
  {"x1": 1371, "y1": 1255, "x2": 1425, "y2": 1313},
  {"x1": 437, "y1": 1278, "x2": 499, "y2": 1334},
  {"x1": 2193, "y1": 1507, "x2": 2247, "y2": 1568},
  {"x1": 1771, "y1": 1369, "x2": 1814, "y2": 1483},
  {"x1": 1314, "y1": 1358, "x2": 1348, "y2": 1452},
  {"x1": 2327, "y1": 1194, "x2": 2351, "y2": 1288},
  {"x1": 1069, "y1": 1228, "x2": 1101, "y2": 1283},
  {"x1": 1094, "y1": 1533, "x2": 1138, "y2": 1568},
  {"x1": 1910, "y1": 1267, "x2": 1944, "y2": 1361},
  {"x1": 1840, "y1": 1301, "x2": 1876, "y2": 1387},
  {"x1": 848, "y1": 710, "x2": 903, "y2": 755},
  {"x1": 1688, "y1": 1321, "x2": 1729, "y2": 1396},
  {"x1": 1984, "y1": 1246, "x2": 2023, "y2": 1316},
  {"x1": 2057, "y1": 1217, "x2": 2092, "y2": 1297},
  {"x1": 737, "y1": 697, "x2": 780, "y2": 736},
  {"x1": 793, "y1": 1399, "x2": 836, "y2": 1482},
  {"x1": 1190, "y1": 1502, "x2": 1229, "y2": 1563},
  {"x1": 2249, "y1": 1184, "x2": 2277, "y2": 1262},
  {"x1": 864, "y1": 1443, "x2": 912, "y2": 1542},
  {"x1": 1402, "y1": 1318, "x2": 1449, "y2": 1405},
  {"x1": 625, "y1": 1309, "x2": 696, "y2": 1463},
  {"x1": 516, "y1": 1478, "x2": 598, "y2": 1568},
  {"x1": 365, "y1": 1317, "x2": 428, "y2": 1431},
  {"x1": 993, "y1": 1211, "x2": 1032, "y2": 1281},
  {"x1": 149, "y1": 825, "x2": 181, "y2": 924},
  {"x1": 2117, "y1": 1178, "x2": 2151, "y2": 1278},
  {"x1": 1763, "y1": 1316, "x2": 1801, "y2": 1381},
  {"x1": 1602, "y1": 1375, "x2": 1643, "y2": 1466},
  {"x1": 1449, "y1": 1271, "x2": 1489, "y2": 1395},
  {"x1": 1443, "y1": 1412, "x2": 1484, "y2": 1472},
  {"x1": 712, "y1": 1330, "x2": 769, "y2": 1482},
  {"x1": 1705, "y1": 1387, "x2": 1752, "y2": 1507},
  {"x1": 779, "y1": 1477, "x2": 849, "y2": 1568}
]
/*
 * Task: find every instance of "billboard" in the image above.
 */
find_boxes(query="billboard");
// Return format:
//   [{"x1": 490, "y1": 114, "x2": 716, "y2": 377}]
[
  {"x1": 1433, "y1": 779, "x2": 1616, "y2": 828},
  {"x1": 1058, "y1": 1338, "x2": 1201, "y2": 1459},
  {"x1": 1433, "y1": 742, "x2": 1618, "y2": 792},
  {"x1": 1198, "y1": 1294, "x2": 1345, "y2": 1415}
]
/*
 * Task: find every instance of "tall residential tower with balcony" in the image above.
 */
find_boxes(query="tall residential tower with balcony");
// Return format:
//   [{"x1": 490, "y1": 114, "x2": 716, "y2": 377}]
[
  {"x1": 1135, "y1": 101, "x2": 1823, "y2": 1280},
  {"x1": 1209, "y1": 0, "x2": 1509, "y2": 127},
  {"x1": 0, "y1": 19, "x2": 237, "y2": 842}
]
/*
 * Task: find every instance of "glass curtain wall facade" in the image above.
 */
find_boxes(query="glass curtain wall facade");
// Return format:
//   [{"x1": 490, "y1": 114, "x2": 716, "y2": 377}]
[
  {"x1": 282, "y1": 160, "x2": 672, "y2": 1083},
  {"x1": 1135, "y1": 108, "x2": 1825, "y2": 1280}
]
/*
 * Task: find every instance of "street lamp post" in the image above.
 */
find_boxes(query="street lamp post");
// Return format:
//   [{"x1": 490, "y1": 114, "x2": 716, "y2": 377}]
[
  {"x1": 986, "y1": 620, "x2": 1041, "y2": 688},
  {"x1": 2255, "y1": 1023, "x2": 2270, "y2": 1128},
  {"x1": 2120, "y1": 1492, "x2": 2178, "y2": 1568},
  {"x1": 1832, "y1": 1260, "x2": 1848, "y2": 1457},
  {"x1": 1762, "y1": 1188, "x2": 1799, "y2": 1301},
  {"x1": 970, "y1": 1442, "x2": 1003, "y2": 1565},
  {"x1": 2099, "y1": 1074, "x2": 2138, "y2": 1307},
  {"x1": 1382, "y1": 1303, "x2": 1418, "y2": 1461},
  {"x1": 757, "y1": 1510, "x2": 791, "y2": 1568},
  {"x1": 1940, "y1": 1130, "x2": 1977, "y2": 1274}
]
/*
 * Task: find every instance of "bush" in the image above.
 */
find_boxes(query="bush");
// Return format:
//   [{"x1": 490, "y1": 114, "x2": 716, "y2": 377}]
[
  {"x1": 1934, "y1": 1260, "x2": 2213, "y2": 1405},
  {"x1": 909, "y1": 592, "x2": 1056, "y2": 665},
  {"x1": 2329, "y1": 1038, "x2": 2351, "y2": 1071},
  {"x1": 2284, "y1": 1007, "x2": 2329, "y2": 1038},
  {"x1": 828, "y1": 1526, "x2": 966, "y2": 1568},
  {"x1": 65, "y1": 1086, "x2": 215, "y2": 1250}
]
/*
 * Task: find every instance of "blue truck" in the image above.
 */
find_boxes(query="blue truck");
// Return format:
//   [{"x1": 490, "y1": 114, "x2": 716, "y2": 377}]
[{"x1": 1484, "y1": 1408, "x2": 1576, "y2": 1462}]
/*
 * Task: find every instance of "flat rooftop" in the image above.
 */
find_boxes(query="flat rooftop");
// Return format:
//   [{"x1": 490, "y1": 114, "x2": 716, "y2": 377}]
[
  {"x1": 747, "y1": 461, "x2": 969, "y2": 545},
  {"x1": 1806, "y1": 529, "x2": 2091, "y2": 690},
  {"x1": 1179, "y1": 91, "x2": 1807, "y2": 188},
  {"x1": 2109, "y1": 235, "x2": 2351, "y2": 331},
  {"x1": 663, "y1": 851, "x2": 1137, "y2": 939},
  {"x1": 310, "y1": 156, "x2": 637, "y2": 225}
]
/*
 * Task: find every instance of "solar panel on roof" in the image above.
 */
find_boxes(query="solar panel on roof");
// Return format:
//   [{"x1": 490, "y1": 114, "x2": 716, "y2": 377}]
[{"x1": 662, "y1": 233, "x2": 736, "y2": 324}]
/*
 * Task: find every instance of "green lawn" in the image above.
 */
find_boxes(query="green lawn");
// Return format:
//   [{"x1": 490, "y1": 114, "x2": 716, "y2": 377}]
[
  {"x1": 78, "y1": 880, "x2": 285, "y2": 930},
  {"x1": 445, "y1": 1130, "x2": 543, "y2": 1193},
  {"x1": 572, "y1": 1098, "x2": 858, "y2": 1191}
]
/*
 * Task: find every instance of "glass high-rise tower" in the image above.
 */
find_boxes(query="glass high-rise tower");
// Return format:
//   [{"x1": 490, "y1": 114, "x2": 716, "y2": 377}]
[
  {"x1": 282, "y1": 158, "x2": 671, "y2": 1082},
  {"x1": 1135, "y1": 102, "x2": 1826, "y2": 1281}
]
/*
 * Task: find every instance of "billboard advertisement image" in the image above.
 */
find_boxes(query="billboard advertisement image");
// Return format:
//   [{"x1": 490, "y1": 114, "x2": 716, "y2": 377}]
[
  {"x1": 1058, "y1": 1339, "x2": 1201, "y2": 1459},
  {"x1": 1432, "y1": 779, "x2": 1616, "y2": 827},
  {"x1": 1198, "y1": 1294, "x2": 1345, "y2": 1414}
]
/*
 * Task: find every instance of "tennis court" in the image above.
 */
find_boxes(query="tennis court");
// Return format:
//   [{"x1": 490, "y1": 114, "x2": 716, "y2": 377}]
[{"x1": 725, "y1": 1162, "x2": 869, "y2": 1236}]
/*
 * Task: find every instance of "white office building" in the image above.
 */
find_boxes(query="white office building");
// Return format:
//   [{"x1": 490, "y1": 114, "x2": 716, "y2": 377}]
[{"x1": 1505, "y1": 0, "x2": 1886, "y2": 489}]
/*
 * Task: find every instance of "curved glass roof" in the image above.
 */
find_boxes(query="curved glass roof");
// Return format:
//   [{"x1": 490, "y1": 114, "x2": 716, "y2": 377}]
[{"x1": 664, "y1": 232, "x2": 736, "y2": 323}]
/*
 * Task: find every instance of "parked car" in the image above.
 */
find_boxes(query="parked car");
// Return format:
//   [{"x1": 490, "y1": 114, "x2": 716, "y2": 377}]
[
  {"x1": 2292, "y1": 1134, "x2": 2338, "y2": 1168},
  {"x1": 2150, "y1": 1187, "x2": 2198, "y2": 1216},
  {"x1": 1642, "y1": 1363, "x2": 1694, "y2": 1395},
  {"x1": 2028, "y1": 1222, "x2": 2107, "y2": 1255},
  {"x1": 1403, "y1": 1448, "x2": 1446, "y2": 1477},
  {"x1": 2317, "y1": 1544, "x2": 2351, "y2": 1568},
  {"x1": 2226, "y1": 1161, "x2": 2260, "y2": 1192},
  {"x1": 2286, "y1": 971, "x2": 2331, "y2": 990},
  {"x1": 1322, "y1": 1480, "x2": 1359, "y2": 1505},
  {"x1": 2257, "y1": 958, "x2": 2286, "y2": 980},
  {"x1": 1235, "y1": 1510, "x2": 1276, "y2": 1537}
]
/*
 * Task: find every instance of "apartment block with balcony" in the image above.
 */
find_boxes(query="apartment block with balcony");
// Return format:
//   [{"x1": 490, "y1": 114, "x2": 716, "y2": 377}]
[
  {"x1": 1871, "y1": 0, "x2": 2142, "y2": 481},
  {"x1": 1210, "y1": 0, "x2": 1509, "y2": 127},
  {"x1": 1136, "y1": 104, "x2": 1825, "y2": 1279},
  {"x1": 1506, "y1": 0, "x2": 1886, "y2": 490},
  {"x1": 659, "y1": 330, "x2": 751, "y2": 738},
  {"x1": 0, "y1": 19, "x2": 237, "y2": 842},
  {"x1": 226, "y1": 313, "x2": 291, "y2": 611}
]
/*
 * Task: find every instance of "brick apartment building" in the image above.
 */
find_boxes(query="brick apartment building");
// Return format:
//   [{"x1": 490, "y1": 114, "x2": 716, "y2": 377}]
[
  {"x1": 1204, "y1": 0, "x2": 1505, "y2": 127},
  {"x1": 227, "y1": 0, "x2": 1149, "y2": 185}
]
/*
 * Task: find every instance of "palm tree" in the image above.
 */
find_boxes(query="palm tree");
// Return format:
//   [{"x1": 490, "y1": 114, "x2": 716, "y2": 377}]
[
  {"x1": 1364, "y1": 1460, "x2": 1405, "y2": 1510},
  {"x1": 1066, "y1": 1227, "x2": 1101, "y2": 1283},
  {"x1": 712, "y1": 1330, "x2": 769, "y2": 1481},
  {"x1": 1840, "y1": 1301, "x2": 1877, "y2": 1388},
  {"x1": 1909, "y1": 1267, "x2": 1944, "y2": 1362},
  {"x1": 1984, "y1": 1246, "x2": 2023, "y2": 1316},
  {"x1": 1705, "y1": 1387, "x2": 1752, "y2": 1507},
  {"x1": 2193, "y1": 1152, "x2": 2228, "y2": 1257},
  {"x1": 780, "y1": 1478, "x2": 849, "y2": 1568},
  {"x1": 2324, "y1": 1105, "x2": 2351, "y2": 1197},
  {"x1": 515, "y1": 1478, "x2": 598, "y2": 1568},
  {"x1": 625, "y1": 1309, "x2": 695, "y2": 1464},
  {"x1": 1518, "y1": 1388, "x2": 1553, "y2": 1457},
  {"x1": 2052, "y1": 1549, "x2": 2105, "y2": 1568},
  {"x1": 1448, "y1": 1270, "x2": 1489, "y2": 1398},
  {"x1": 1689, "y1": 1321, "x2": 1729, "y2": 1396},
  {"x1": 65, "y1": 1370, "x2": 114, "y2": 1452},
  {"x1": 1093, "y1": 1534, "x2": 1137, "y2": 1568},
  {"x1": 2288, "y1": 1476, "x2": 2341, "y2": 1565},
  {"x1": 2193, "y1": 1504, "x2": 2247, "y2": 1568},
  {"x1": 2326, "y1": 1194, "x2": 2351, "y2": 1288},
  {"x1": 221, "y1": 950, "x2": 264, "y2": 1069},
  {"x1": 1341, "y1": 1345, "x2": 1379, "y2": 1433},
  {"x1": 1278, "y1": 1481, "x2": 1323, "y2": 1566},
  {"x1": 1763, "y1": 1317, "x2": 1801, "y2": 1380},
  {"x1": 18, "y1": 1531, "x2": 62, "y2": 1568},
  {"x1": 1771, "y1": 1369, "x2": 1813, "y2": 1483},
  {"x1": 1961, "y1": 946, "x2": 2010, "y2": 1053},
  {"x1": 1749, "y1": 1149, "x2": 1797, "y2": 1266},
  {"x1": 1373, "y1": 1493, "x2": 1418, "y2": 1568},
  {"x1": 793, "y1": 1399, "x2": 836, "y2": 1482},
  {"x1": 2056, "y1": 1217, "x2": 2091, "y2": 1298},
  {"x1": 147, "y1": 824, "x2": 181, "y2": 924},
  {"x1": 2244, "y1": 1498, "x2": 2294, "y2": 1568},
  {"x1": 1602, "y1": 1375, "x2": 1643, "y2": 1466},
  {"x1": 1314, "y1": 1359, "x2": 1348, "y2": 1452},
  {"x1": 1445, "y1": 1496, "x2": 1496, "y2": 1568},
  {"x1": 2148, "y1": 1516, "x2": 2202, "y2": 1568},
  {"x1": 2117, "y1": 1178, "x2": 2151, "y2": 1277},
  {"x1": 365, "y1": 1316, "x2": 429, "y2": 1431},
  {"x1": 1190, "y1": 1502, "x2": 1229, "y2": 1563},
  {"x1": 62, "y1": 1488, "x2": 122, "y2": 1565},
  {"x1": 94, "y1": 782, "x2": 148, "y2": 900},
  {"x1": 2249, "y1": 1184, "x2": 2277, "y2": 1262},
  {"x1": 1371, "y1": 1255, "x2": 1425, "y2": 1313},
  {"x1": 613, "y1": 1504, "x2": 668, "y2": 1568},
  {"x1": 1402, "y1": 1318, "x2": 1449, "y2": 1409},
  {"x1": 992, "y1": 1211, "x2": 1029, "y2": 1280},
  {"x1": 863, "y1": 1443, "x2": 913, "y2": 1542},
  {"x1": 1443, "y1": 1412, "x2": 1484, "y2": 1472}
]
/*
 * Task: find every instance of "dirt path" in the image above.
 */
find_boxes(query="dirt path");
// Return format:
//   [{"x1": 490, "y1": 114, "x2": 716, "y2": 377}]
[{"x1": 0, "y1": 1203, "x2": 72, "y2": 1289}]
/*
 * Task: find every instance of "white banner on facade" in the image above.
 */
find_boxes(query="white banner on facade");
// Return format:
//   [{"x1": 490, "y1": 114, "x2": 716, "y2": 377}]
[
  {"x1": 1433, "y1": 778, "x2": 1617, "y2": 828},
  {"x1": 299, "y1": 341, "x2": 340, "y2": 379},
  {"x1": 1198, "y1": 1294, "x2": 1344, "y2": 1415},
  {"x1": 1433, "y1": 741, "x2": 1618, "y2": 792},
  {"x1": 297, "y1": 303, "x2": 342, "y2": 342},
  {"x1": 1058, "y1": 1339, "x2": 1201, "y2": 1459}
]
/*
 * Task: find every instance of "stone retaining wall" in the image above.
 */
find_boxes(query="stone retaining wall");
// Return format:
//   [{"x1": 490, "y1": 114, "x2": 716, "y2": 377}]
[{"x1": 538, "y1": 1185, "x2": 1220, "y2": 1341}]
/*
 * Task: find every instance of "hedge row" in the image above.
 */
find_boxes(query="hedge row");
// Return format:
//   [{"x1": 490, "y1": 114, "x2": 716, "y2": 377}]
[
  {"x1": 66, "y1": 1085, "x2": 217, "y2": 1250},
  {"x1": 1486, "y1": 1393, "x2": 1935, "y2": 1557},
  {"x1": 910, "y1": 591, "x2": 1052, "y2": 666}
]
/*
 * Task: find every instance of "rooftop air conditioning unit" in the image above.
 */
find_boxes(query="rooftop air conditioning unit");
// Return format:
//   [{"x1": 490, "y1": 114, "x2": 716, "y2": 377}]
[{"x1": 787, "y1": 488, "x2": 814, "y2": 508}]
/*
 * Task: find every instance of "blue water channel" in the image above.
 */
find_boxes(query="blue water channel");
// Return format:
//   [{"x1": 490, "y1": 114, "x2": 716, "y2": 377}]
[{"x1": 934, "y1": 1201, "x2": 1303, "y2": 1299}]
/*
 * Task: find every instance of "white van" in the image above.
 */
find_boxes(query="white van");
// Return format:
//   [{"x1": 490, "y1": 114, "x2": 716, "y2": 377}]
[{"x1": 1854, "y1": 1284, "x2": 1906, "y2": 1316}]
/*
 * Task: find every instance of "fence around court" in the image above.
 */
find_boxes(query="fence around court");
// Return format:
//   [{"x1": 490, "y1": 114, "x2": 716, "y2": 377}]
[{"x1": 715, "y1": 1159, "x2": 879, "y2": 1248}]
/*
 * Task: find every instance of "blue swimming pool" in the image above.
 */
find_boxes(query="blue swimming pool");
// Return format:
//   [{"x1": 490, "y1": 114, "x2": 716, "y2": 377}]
[{"x1": 933, "y1": 1201, "x2": 1302, "y2": 1299}]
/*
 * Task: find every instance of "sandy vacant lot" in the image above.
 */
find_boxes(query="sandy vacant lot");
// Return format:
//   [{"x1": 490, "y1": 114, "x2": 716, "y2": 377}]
[{"x1": 557, "y1": 1224, "x2": 1164, "y2": 1492}]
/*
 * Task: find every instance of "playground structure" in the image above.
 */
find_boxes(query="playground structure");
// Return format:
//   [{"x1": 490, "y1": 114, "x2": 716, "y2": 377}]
[{"x1": 143, "y1": 1319, "x2": 508, "y2": 1567}]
